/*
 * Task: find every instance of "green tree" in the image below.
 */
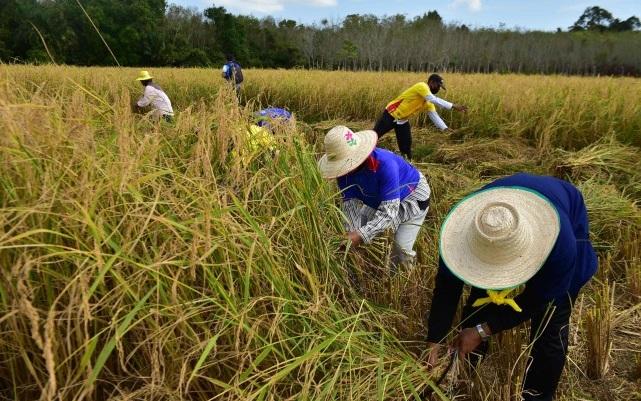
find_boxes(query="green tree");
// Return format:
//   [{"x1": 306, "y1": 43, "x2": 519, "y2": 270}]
[
  {"x1": 570, "y1": 6, "x2": 614, "y2": 31},
  {"x1": 204, "y1": 6, "x2": 247, "y2": 63},
  {"x1": 609, "y1": 16, "x2": 641, "y2": 32}
]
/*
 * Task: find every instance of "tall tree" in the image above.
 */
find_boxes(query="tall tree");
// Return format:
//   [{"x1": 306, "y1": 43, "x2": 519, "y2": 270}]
[{"x1": 570, "y1": 6, "x2": 613, "y2": 31}]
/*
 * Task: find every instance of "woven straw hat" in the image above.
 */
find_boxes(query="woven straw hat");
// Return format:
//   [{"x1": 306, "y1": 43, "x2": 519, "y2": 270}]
[
  {"x1": 136, "y1": 70, "x2": 153, "y2": 81},
  {"x1": 318, "y1": 126, "x2": 377, "y2": 179},
  {"x1": 440, "y1": 186, "x2": 560, "y2": 289}
]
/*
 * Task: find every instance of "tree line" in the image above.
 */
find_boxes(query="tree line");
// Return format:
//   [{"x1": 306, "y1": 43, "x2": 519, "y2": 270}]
[{"x1": 1, "y1": 1, "x2": 640, "y2": 76}]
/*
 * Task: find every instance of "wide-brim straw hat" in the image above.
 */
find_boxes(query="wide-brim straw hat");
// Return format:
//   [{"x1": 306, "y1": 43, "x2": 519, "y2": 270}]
[
  {"x1": 318, "y1": 126, "x2": 377, "y2": 179},
  {"x1": 440, "y1": 186, "x2": 560, "y2": 289},
  {"x1": 136, "y1": 70, "x2": 153, "y2": 81}
]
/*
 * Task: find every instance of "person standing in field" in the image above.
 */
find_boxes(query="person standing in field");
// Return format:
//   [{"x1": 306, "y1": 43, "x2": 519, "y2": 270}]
[
  {"x1": 135, "y1": 70, "x2": 174, "y2": 122},
  {"x1": 374, "y1": 74, "x2": 467, "y2": 159},
  {"x1": 425, "y1": 173, "x2": 597, "y2": 401},
  {"x1": 222, "y1": 55, "x2": 244, "y2": 99},
  {"x1": 318, "y1": 125, "x2": 431, "y2": 268}
]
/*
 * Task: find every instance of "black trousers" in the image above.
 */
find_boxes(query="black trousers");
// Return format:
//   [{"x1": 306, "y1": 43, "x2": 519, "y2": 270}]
[
  {"x1": 461, "y1": 288, "x2": 575, "y2": 401},
  {"x1": 373, "y1": 109, "x2": 412, "y2": 159}
]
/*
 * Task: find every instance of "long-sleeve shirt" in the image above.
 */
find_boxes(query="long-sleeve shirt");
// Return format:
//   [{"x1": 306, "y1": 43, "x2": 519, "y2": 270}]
[
  {"x1": 137, "y1": 83, "x2": 173, "y2": 116},
  {"x1": 338, "y1": 148, "x2": 431, "y2": 243},
  {"x1": 426, "y1": 173, "x2": 598, "y2": 343},
  {"x1": 385, "y1": 82, "x2": 453, "y2": 130}
]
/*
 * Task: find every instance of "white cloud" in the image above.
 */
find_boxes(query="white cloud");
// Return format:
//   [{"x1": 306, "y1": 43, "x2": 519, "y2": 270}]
[
  {"x1": 213, "y1": 0, "x2": 337, "y2": 14},
  {"x1": 305, "y1": 0, "x2": 337, "y2": 5},
  {"x1": 452, "y1": 0, "x2": 482, "y2": 12}
]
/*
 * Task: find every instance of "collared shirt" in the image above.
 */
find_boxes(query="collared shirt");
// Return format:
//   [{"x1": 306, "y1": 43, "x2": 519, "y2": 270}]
[
  {"x1": 137, "y1": 84, "x2": 173, "y2": 116},
  {"x1": 426, "y1": 173, "x2": 598, "y2": 343},
  {"x1": 385, "y1": 82, "x2": 453, "y2": 128},
  {"x1": 338, "y1": 148, "x2": 431, "y2": 243}
]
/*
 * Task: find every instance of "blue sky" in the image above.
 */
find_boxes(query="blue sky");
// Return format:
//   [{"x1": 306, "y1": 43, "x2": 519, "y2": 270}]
[{"x1": 170, "y1": 0, "x2": 640, "y2": 31}]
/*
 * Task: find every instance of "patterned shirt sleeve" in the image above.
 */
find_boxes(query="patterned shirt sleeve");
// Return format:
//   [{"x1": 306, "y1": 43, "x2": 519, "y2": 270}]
[
  {"x1": 356, "y1": 199, "x2": 400, "y2": 244},
  {"x1": 342, "y1": 199, "x2": 363, "y2": 231}
]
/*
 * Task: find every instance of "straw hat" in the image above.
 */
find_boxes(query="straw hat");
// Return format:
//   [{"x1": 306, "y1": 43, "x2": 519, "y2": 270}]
[
  {"x1": 440, "y1": 186, "x2": 560, "y2": 289},
  {"x1": 317, "y1": 126, "x2": 377, "y2": 179},
  {"x1": 136, "y1": 70, "x2": 153, "y2": 81}
]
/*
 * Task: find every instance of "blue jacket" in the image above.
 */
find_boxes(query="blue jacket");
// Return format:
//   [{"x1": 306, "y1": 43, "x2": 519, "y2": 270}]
[
  {"x1": 427, "y1": 173, "x2": 598, "y2": 341},
  {"x1": 338, "y1": 148, "x2": 420, "y2": 209}
]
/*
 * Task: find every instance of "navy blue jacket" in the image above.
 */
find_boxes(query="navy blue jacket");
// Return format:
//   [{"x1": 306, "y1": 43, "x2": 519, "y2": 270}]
[{"x1": 426, "y1": 173, "x2": 597, "y2": 342}]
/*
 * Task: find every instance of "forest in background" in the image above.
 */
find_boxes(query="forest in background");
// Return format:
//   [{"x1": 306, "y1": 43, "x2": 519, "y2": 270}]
[{"x1": 1, "y1": 1, "x2": 640, "y2": 75}]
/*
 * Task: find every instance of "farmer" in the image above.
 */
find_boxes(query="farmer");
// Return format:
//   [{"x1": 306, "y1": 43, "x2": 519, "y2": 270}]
[
  {"x1": 234, "y1": 107, "x2": 292, "y2": 166},
  {"x1": 222, "y1": 55, "x2": 244, "y2": 98},
  {"x1": 135, "y1": 70, "x2": 174, "y2": 122},
  {"x1": 425, "y1": 173, "x2": 598, "y2": 401},
  {"x1": 318, "y1": 125, "x2": 431, "y2": 268},
  {"x1": 374, "y1": 74, "x2": 467, "y2": 159}
]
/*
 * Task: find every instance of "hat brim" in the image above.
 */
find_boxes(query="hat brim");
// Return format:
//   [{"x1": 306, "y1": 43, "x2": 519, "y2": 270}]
[
  {"x1": 439, "y1": 186, "x2": 560, "y2": 290},
  {"x1": 136, "y1": 76, "x2": 153, "y2": 81},
  {"x1": 317, "y1": 130, "x2": 378, "y2": 179}
]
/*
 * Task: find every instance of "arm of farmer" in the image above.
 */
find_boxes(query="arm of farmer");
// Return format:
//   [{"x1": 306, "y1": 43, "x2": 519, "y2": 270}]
[
  {"x1": 342, "y1": 198, "x2": 363, "y2": 232},
  {"x1": 136, "y1": 86, "x2": 152, "y2": 108},
  {"x1": 425, "y1": 256, "x2": 465, "y2": 365},
  {"x1": 426, "y1": 93, "x2": 468, "y2": 112},
  {"x1": 427, "y1": 111, "x2": 450, "y2": 131},
  {"x1": 352, "y1": 162, "x2": 401, "y2": 245},
  {"x1": 452, "y1": 288, "x2": 556, "y2": 357},
  {"x1": 221, "y1": 64, "x2": 229, "y2": 78},
  {"x1": 454, "y1": 243, "x2": 577, "y2": 356}
]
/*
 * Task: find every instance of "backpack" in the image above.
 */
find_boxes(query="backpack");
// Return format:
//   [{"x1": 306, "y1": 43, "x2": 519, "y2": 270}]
[{"x1": 223, "y1": 61, "x2": 243, "y2": 84}]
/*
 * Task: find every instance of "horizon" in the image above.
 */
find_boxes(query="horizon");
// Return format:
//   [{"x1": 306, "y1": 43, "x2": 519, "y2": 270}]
[{"x1": 171, "y1": 0, "x2": 641, "y2": 31}]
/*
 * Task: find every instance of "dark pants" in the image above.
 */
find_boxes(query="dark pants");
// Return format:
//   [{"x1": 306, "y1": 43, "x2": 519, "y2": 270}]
[
  {"x1": 462, "y1": 288, "x2": 575, "y2": 401},
  {"x1": 373, "y1": 109, "x2": 412, "y2": 159}
]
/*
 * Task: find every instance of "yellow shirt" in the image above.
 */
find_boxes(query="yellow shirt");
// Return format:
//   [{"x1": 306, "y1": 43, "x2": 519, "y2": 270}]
[
  {"x1": 234, "y1": 125, "x2": 276, "y2": 166},
  {"x1": 385, "y1": 82, "x2": 436, "y2": 120}
]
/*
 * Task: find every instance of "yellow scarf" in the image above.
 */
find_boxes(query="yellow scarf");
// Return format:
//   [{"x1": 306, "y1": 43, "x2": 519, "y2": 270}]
[{"x1": 472, "y1": 288, "x2": 522, "y2": 312}]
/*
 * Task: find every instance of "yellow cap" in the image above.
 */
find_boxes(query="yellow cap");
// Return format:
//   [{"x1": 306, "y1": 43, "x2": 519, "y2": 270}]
[{"x1": 136, "y1": 70, "x2": 153, "y2": 81}]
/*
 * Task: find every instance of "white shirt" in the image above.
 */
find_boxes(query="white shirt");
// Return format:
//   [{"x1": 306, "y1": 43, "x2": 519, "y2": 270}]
[{"x1": 137, "y1": 84, "x2": 174, "y2": 115}]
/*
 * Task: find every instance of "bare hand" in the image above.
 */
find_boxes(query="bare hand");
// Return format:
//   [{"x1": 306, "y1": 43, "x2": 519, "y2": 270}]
[
  {"x1": 424, "y1": 342, "x2": 443, "y2": 368},
  {"x1": 452, "y1": 328, "x2": 482, "y2": 356},
  {"x1": 453, "y1": 104, "x2": 468, "y2": 113},
  {"x1": 346, "y1": 231, "x2": 362, "y2": 248}
]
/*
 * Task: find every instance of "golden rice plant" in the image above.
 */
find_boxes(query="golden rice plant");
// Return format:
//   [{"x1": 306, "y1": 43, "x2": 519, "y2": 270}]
[
  {"x1": 585, "y1": 281, "x2": 615, "y2": 380},
  {"x1": 0, "y1": 70, "x2": 442, "y2": 401},
  {"x1": 1, "y1": 64, "x2": 641, "y2": 401}
]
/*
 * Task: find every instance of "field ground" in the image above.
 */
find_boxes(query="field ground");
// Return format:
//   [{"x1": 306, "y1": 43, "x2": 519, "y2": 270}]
[{"x1": 1, "y1": 66, "x2": 641, "y2": 401}]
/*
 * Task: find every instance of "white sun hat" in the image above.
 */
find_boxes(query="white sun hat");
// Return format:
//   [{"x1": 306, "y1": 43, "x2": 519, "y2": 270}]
[
  {"x1": 439, "y1": 186, "x2": 560, "y2": 289},
  {"x1": 317, "y1": 126, "x2": 378, "y2": 179}
]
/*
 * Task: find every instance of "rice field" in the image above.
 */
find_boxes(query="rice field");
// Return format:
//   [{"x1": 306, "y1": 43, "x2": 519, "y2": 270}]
[{"x1": 1, "y1": 65, "x2": 640, "y2": 401}]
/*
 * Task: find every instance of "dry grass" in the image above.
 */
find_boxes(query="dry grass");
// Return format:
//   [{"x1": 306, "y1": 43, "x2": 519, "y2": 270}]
[{"x1": 1, "y1": 65, "x2": 641, "y2": 401}]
